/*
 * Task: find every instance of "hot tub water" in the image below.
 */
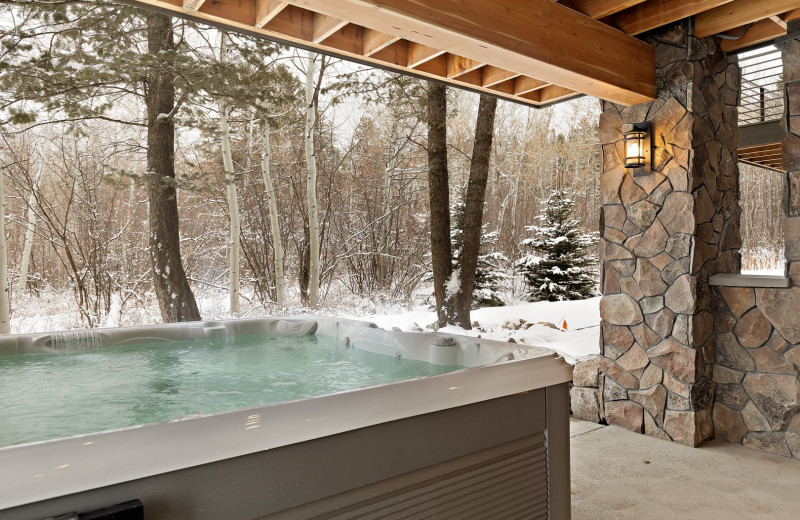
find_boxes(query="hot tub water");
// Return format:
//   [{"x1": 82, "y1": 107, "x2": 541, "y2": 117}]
[{"x1": 0, "y1": 333, "x2": 461, "y2": 448}]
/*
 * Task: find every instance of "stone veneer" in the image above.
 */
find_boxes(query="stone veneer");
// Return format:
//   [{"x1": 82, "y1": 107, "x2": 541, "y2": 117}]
[
  {"x1": 596, "y1": 22, "x2": 741, "y2": 446},
  {"x1": 708, "y1": 27, "x2": 800, "y2": 460}
]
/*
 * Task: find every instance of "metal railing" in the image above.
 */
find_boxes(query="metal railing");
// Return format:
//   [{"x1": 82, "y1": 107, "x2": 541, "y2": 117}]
[{"x1": 738, "y1": 47, "x2": 783, "y2": 126}]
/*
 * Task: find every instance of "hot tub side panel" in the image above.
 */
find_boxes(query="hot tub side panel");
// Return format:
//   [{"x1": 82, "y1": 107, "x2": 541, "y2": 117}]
[{"x1": 3, "y1": 389, "x2": 570, "y2": 520}]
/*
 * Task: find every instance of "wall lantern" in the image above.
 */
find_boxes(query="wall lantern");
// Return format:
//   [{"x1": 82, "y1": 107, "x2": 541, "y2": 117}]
[{"x1": 623, "y1": 122, "x2": 651, "y2": 176}]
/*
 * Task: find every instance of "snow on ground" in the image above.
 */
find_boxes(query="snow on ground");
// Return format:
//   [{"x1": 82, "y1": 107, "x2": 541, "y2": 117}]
[{"x1": 361, "y1": 297, "x2": 601, "y2": 364}]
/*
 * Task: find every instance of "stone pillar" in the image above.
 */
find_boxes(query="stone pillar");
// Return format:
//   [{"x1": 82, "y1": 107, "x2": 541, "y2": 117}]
[
  {"x1": 780, "y1": 25, "x2": 800, "y2": 282},
  {"x1": 598, "y1": 21, "x2": 741, "y2": 446}
]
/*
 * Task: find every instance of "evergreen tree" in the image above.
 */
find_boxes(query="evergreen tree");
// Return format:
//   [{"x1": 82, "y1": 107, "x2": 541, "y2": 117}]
[
  {"x1": 516, "y1": 189, "x2": 598, "y2": 302},
  {"x1": 451, "y1": 196, "x2": 507, "y2": 309}
]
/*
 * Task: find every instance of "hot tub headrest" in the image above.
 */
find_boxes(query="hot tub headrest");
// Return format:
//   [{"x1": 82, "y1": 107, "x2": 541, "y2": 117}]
[{"x1": 276, "y1": 319, "x2": 318, "y2": 336}]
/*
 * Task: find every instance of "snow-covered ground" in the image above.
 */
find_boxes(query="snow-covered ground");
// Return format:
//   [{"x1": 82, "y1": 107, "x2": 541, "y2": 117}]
[{"x1": 360, "y1": 297, "x2": 601, "y2": 364}]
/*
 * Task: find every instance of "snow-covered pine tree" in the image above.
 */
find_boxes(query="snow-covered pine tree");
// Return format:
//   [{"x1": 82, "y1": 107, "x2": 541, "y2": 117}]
[
  {"x1": 451, "y1": 196, "x2": 507, "y2": 308},
  {"x1": 516, "y1": 189, "x2": 598, "y2": 301}
]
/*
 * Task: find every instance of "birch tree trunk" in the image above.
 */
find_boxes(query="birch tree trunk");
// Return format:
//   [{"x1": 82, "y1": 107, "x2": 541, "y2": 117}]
[
  {"x1": 304, "y1": 50, "x2": 320, "y2": 307},
  {"x1": 377, "y1": 122, "x2": 398, "y2": 286},
  {"x1": 261, "y1": 116, "x2": 286, "y2": 308},
  {"x1": 16, "y1": 161, "x2": 43, "y2": 295},
  {"x1": 0, "y1": 168, "x2": 10, "y2": 333},
  {"x1": 218, "y1": 33, "x2": 241, "y2": 316}
]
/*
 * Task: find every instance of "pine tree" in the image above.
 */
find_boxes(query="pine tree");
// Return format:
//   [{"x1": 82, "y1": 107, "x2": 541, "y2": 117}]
[
  {"x1": 451, "y1": 196, "x2": 507, "y2": 308},
  {"x1": 516, "y1": 189, "x2": 598, "y2": 302}
]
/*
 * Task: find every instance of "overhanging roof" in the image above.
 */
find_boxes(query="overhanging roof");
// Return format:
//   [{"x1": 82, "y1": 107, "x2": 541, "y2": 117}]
[{"x1": 123, "y1": 0, "x2": 800, "y2": 108}]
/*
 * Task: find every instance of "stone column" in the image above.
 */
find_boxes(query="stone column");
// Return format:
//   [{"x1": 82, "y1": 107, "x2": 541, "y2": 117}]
[
  {"x1": 598, "y1": 21, "x2": 741, "y2": 446},
  {"x1": 780, "y1": 24, "x2": 800, "y2": 282}
]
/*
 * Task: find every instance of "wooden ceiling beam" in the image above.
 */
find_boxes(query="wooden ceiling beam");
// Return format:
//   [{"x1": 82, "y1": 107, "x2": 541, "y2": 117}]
[
  {"x1": 362, "y1": 29, "x2": 400, "y2": 56},
  {"x1": 610, "y1": 0, "x2": 733, "y2": 36},
  {"x1": 561, "y1": 0, "x2": 646, "y2": 19},
  {"x1": 446, "y1": 55, "x2": 484, "y2": 78},
  {"x1": 514, "y1": 76, "x2": 549, "y2": 95},
  {"x1": 322, "y1": 23, "x2": 363, "y2": 54},
  {"x1": 407, "y1": 42, "x2": 446, "y2": 68},
  {"x1": 720, "y1": 18, "x2": 786, "y2": 52},
  {"x1": 278, "y1": 0, "x2": 655, "y2": 105},
  {"x1": 183, "y1": 0, "x2": 207, "y2": 10},
  {"x1": 695, "y1": 0, "x2": 800, "y2": 38},
  {"x1": 481, "y1": 66, "x2": 521, "y2": 87},
  {"x1": 261, "y1": 4, "x2": 312, "y2": 40},
  {"x1": 311, "y1": 12, "x2": 348, "y2": 43},
  {"x1": 197, "y1": 0, "x2": 255, "y2": 25},
  {"x1": 255, "y1": 0, "x2": 288, "y2": 27},
  {"x1": 786, "y1": 8, "x2": 800, "y2": 21},
  {"x1": 369, "y1": 38, "x2": 407, "y2": 65}
]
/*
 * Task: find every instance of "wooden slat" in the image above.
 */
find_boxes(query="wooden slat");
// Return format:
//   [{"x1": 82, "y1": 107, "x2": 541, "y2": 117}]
[
  {"x1": 362, "y1": 29, "x2": 400, "y2": 56},
  {"x1": 528, "y1": 85, "x2": 579, "y2": 104},
  {"x1": 514, "y1": 76, "x2": 548, "y2": 95},
  {"x1": 407, "y1": 42, "x2": 445, "y2": 67},
  {"x1": 183, "y1": 0, "x2": 207, "y2": 10},
  {"x1": 312, "y1": 12, "x2": 348, "y2": 43},
  {"x1": 769, "y1": 15, "x2": 788, "y2": 29},
  {"x1": 277, "y1": 0, "x2": 656, "y2": 105},
  {"x1": 262, "y1": 4, "x2": 312, "y2": 40},
  {"x1": 453, "y1": 68, "x2": 483, "y2": 86},
  {"x1": 489, "y1": 79, "x2": 516, "y2": 95},
  {"x1": 562, "y1": 0, "x2": 646, "y2": 19},
  {"x1": 482, "y1": 66, "x2": 520, "y2": 87},
  {"x1": 413, "y1": 53, "x2": 448, "y2": 76},
  {"x1": 446, "y1": 55, "x2": 484, "y2": 78},
  {"x1": 197, "y1": 0, "x2": 255, "y2": 25},
  {"x1": 786, "y1": 8, "x2": 800, "y2": 21},
  {"x1": 695, "y1": 0, "x2": 800, "y2": 38},
  {"x1": 720, "y1": 18, "x2": 786, "y2": 52},
  {"x1": 255, "y1": 0, "x2": 287, "y2": 27},
  {"x1": 322, "y1": 24, "x2": 363, "y2": 54},
  {"x1": 611, "y1": 0, "x2": 733, "y2": 35},
  {"x1": 370, "y1": 38, "x2": 407, "y2": 65}
]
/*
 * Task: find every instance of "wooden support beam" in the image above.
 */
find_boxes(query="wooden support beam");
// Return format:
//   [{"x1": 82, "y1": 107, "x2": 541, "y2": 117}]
[
  {"x1": 255, "y1": 0, "x2": 287, "y2": 27},
  {"x1": 413, "y1": 53, "x2": 447, "y2": 76},
  {"x1": 770, "y1": 15, "x2": 788, "y2": 29},
  {"x1": 362, "y1": 29, "x2": 400, "y2": 56},
  {"x1": 514, "y1": 76, "x2": 548, "y2": 95},
  {"x1": 262, "y1": 4, "x2": 312, "y2": 40},
  {"x1": 370, "y1": 38, "x2": 407, "y2": 65},
  {"x1": 534, "y1": 85, "x2": 579, "y2": 104},
  {"x1": 720, "y1": 18, "x2": 786, "y2": 52},
  {"x1": 279, "y1": 0, "x2": 655, "y2": 105},
  {"x1": 611, "y1": 0, "x2": 733, "y2": 35},
  {"x1": 695, "y1": 0, "x2": 800, "y2": 38},
  {"x1": 182, "y1": 0, "x2": 207, "y2": 11},
  {"x1": 197, "y1": 0, "x2": 255, "y2": 25},
  {"x1": 453, "y1": 68, "x2": 484, "y2": 87},
  {"x1": 322, "y1": 24, "x2": 363, "y2": 54},
  {"x1": 446, "y1": 55, "x2": 484, "y2": 78},
  {"x1": 311, "y1": 12, "x2": 348, "y2": 43},
  {"x1": 561, "y1": 0, "x2": 646, "y2": 19},
  {"x1": 489, "y1": 79, "x2": 516, "y2": 95},
  {"x1": 481, "y1": 66, "x2": 520, "y2": 87},
  {"x1": 407, "y1": 42, "x2": 445, "y2": 68},
  {"x1": 786, "y1": 8, "x2": 800, "y2": 22}
]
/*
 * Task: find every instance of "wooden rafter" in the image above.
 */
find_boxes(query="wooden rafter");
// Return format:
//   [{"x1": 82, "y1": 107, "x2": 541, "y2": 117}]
[
  {"x1": 610, "y1": 0, "x2": 733, "y2": 35},
  {"x1": 695, "y1": 0, "x2": 800, "y2": 38},
  {"x1": 121, "y1": 0, "x2": 800, "y2": 108},
  {"x1": 720, "y1": 17, "x2": 786, "y2": 52},
  {"x1": 123, "y1": 0, "x2": 654, "y2": 107},
  {"x1": 561, "y1": 0, "x2": 647, "y2": 19}
]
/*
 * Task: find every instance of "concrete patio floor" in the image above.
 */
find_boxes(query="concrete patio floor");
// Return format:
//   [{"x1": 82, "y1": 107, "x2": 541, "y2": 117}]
[{"x1": 570, "y1": 418, "x2": 800, "y2": 519}]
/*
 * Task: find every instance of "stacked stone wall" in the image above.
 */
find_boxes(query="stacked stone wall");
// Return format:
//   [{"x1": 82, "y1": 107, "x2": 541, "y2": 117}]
[
  {"x1": 598, "y1": 22, "x2": 741, "y2": 446},
  {"x1": 711, "y1": 285, "x2": 800, "y2": 458}
]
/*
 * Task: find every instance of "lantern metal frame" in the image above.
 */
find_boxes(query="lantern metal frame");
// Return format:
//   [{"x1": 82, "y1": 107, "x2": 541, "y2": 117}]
[{"x1": 622, "y1": 122, "x2": 651, "y2": 176}]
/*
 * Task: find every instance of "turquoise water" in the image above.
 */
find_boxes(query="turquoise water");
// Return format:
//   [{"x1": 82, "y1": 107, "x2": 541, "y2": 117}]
[{"x1": 0, "y1": 334, "x2": 460, "y2": 448}]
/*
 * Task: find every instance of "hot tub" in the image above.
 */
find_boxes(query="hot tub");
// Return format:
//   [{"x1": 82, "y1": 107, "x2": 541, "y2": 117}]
[{"x1": 0, "y1": 317, "x2": 572, "y2": 520}]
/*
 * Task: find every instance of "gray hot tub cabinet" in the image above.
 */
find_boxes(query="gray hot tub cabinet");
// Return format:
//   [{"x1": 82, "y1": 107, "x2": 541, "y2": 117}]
[{"x1": 0, "y1": 318, "x2": 572, "y2": 520}]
